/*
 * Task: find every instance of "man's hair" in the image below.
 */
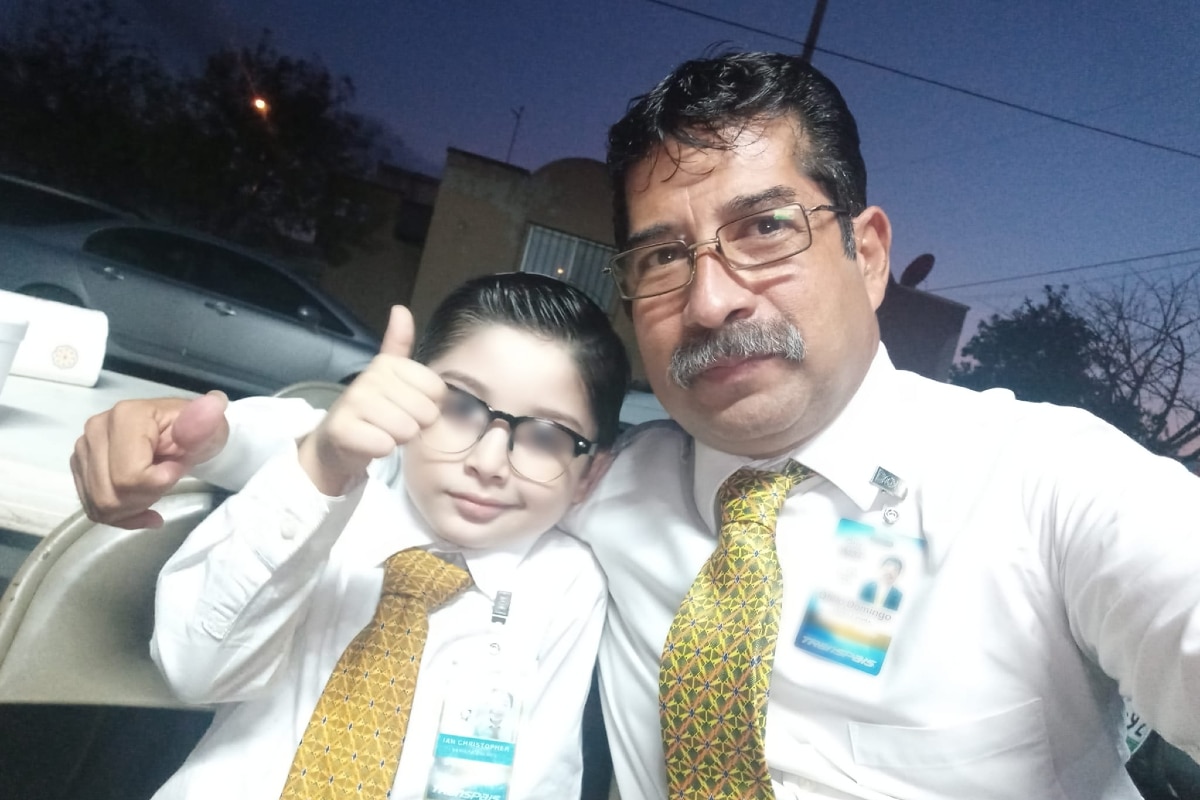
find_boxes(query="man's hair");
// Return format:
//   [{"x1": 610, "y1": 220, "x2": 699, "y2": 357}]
[
  {"x1": 606, "y1": 51, "x2": 866, "y2": 258},
  {"x1": 882, "y1": 556, "x2": 903, "y2": 572},
  {"x1": 413, "y1": 272, "x2": 631, "y2": 448}
]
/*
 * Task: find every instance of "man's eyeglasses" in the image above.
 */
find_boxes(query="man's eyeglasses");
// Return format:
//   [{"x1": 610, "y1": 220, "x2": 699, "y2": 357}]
[
  {"x1": 420, "y1": 385, "x2": 597, "y2": 483},
  {"x1": 605, "y1": 202, "x2": 849, "y2": 300}
]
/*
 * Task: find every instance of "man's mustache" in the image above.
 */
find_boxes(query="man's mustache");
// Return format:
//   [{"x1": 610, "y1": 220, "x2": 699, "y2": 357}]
[{"x1": 668, "y1": 318, "x2": 806, "y2": 388}]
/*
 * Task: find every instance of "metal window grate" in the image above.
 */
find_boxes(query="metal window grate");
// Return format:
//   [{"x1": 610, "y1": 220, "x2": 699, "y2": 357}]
[{"x1": 519, "y1": 225, "x2": 617, "y2": 313}]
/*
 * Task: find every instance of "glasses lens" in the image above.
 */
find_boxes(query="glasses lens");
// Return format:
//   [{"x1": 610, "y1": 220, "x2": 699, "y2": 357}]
[
  {"x1": 421, "y1": 388, "x2": 488, "y2": 454},
  {"x1": 509, "y1": 419, "x2": 577, "y2": 482},
  {"x1": 614, "y1": 242, "x2": 692, "y2": 299},
  {"x1": 719, "y1": 205, "x2": 810, "y2": 267}
]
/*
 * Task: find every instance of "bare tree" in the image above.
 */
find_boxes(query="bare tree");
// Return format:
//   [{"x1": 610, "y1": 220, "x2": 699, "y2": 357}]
[
  {"x1": 952, "y1": 271, "x2": 1200, "y2": 468},
  {"x1": 1084, "y1": 268, "x2": 1200, "y2": 465}
]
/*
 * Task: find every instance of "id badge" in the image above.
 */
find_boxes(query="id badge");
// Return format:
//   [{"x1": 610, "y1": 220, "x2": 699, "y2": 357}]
[
  {"x1": 794, "y1": 518, "x2": 924, "y2": 675},
  {"x1": 425, "y1": 607, "x2": 523, "y2": 800}
]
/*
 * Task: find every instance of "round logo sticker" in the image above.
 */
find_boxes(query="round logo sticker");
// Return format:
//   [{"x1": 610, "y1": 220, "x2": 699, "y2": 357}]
[{"x1": 52, "y1": 344, "x2": 79, "y2": 370}]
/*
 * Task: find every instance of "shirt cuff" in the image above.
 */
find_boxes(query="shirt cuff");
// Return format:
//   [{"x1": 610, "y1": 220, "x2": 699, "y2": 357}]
[{"x1": 192, "y1": 396, "x2": 327, "y2": 490}]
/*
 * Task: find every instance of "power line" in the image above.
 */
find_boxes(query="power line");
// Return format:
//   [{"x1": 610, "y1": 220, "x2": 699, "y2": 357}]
[
  {"x1": 948, "y1": 259, "x2": 1200, "y2": 308},
  {"x1": 929, "y1": 246, "x2": 1200, "y2": 292},
  {"x1": 642, "y1": 0, "x2": 1200, "y2": 162}
]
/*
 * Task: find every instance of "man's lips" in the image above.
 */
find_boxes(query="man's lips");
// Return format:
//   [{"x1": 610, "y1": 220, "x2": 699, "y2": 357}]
[{"x1": 695, "y1": 353, "x2": 774, "y2": 381}]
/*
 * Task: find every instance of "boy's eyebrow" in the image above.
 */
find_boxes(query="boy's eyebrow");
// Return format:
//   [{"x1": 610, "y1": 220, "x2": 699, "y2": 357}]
[
  {"x1": 439, "y1": 370, "x2": 590, "y2": 435},
  {"x1": 622, "y1": 185, "x2": 799, "y2": 249}
]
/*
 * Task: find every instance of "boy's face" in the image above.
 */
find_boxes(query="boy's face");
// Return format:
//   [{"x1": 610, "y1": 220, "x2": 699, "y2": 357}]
[{"x1": 402, "y1": 324, "x2": 599, "y2": 549}]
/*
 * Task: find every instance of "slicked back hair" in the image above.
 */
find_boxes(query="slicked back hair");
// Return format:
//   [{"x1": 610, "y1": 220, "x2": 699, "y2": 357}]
[
  {"x1": 607, "y1": 51, "x2": 866, "y2": 258},
  {"x1": 413, "y1": 272, "x2": 631, "y2": 449}
]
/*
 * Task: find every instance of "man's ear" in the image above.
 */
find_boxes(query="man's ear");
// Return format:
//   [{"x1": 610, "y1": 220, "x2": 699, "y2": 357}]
[
  {"x1": 573, "y1": 450, "x2": 615, "y2": 504},
  {"x1": 854, "y1": 206, "x2": 892, "y2": 311}
]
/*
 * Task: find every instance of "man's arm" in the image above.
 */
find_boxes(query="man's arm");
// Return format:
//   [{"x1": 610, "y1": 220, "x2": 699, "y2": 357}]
[
  {"x1": 1040, "y1": 410, "x2": 1200, "y2": 761},
  {"x1": 71, "y1": 391, "x2": 325, "y2": 528},
  {"x1": 71, "y1": 306, "x2": 427, "y2": 529}
]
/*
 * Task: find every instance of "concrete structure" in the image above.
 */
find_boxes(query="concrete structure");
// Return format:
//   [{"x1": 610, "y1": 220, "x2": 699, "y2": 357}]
[{"x1": 877, "y1": 280, "x2": 969, "y2": 381}]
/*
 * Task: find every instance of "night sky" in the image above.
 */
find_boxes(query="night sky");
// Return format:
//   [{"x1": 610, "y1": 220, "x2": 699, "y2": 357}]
[{"x1": 7, "y1": 0, "x2": 1200, "y2": 341}]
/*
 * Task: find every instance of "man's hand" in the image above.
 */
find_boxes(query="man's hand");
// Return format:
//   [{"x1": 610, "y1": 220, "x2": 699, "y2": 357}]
[
  {"x1": 71, "y1": 391, "x2": 231, "y2": 529},
  {"x1": 297, "y1": 306, "x2": 445, "y2": 495}
]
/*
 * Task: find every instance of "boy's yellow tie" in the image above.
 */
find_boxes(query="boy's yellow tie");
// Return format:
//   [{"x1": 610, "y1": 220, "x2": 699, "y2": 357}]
[
  {"x1": 280, "y1": 547, "x2": 471, "y2": 799},
  {"x1": 659, "y1": 460, "x2": 814, "y2": 799}
]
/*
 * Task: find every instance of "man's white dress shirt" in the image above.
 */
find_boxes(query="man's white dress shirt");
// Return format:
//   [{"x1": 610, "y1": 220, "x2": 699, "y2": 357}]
[
  {"x1": 186, "y1": 346, "x2": 1200, "y2": 800},
  {"x1": 153, "y1": 446, "x2": 606, "y2": 800}
]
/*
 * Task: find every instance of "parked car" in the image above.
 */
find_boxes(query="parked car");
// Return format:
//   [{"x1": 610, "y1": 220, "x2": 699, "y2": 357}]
[{"x1": 0, "y1": 174, "x2": 379, "y2": 395}]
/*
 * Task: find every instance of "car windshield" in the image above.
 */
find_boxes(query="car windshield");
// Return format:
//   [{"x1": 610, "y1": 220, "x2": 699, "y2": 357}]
[{"x1": 0, "y1": 178, "x2": 121, "y2": 226}]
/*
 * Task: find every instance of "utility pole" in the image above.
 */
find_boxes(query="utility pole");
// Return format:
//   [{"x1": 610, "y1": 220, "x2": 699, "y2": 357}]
[
  {"x1": 505, "y1": 106, "x2": 525, "y2": 163},
  {"x1": 801, "y1": 0, "x2": 829, "y2": 63}
]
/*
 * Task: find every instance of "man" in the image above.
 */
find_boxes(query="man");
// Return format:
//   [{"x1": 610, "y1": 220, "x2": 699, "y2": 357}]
[
  {"x1": 859, "y1": 557, "x2": 903, "y2": 612},
  {"x1": 74, "y1": 53, "x2": 1200, "y2": 799}
]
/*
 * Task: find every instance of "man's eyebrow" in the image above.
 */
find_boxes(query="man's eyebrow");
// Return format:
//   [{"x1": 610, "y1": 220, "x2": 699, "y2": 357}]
[
  {"x1": 622, "y1": 223, "x2": 675, "y2": 251},
  {"x1": 724, "y1": 186, "x2": 797, "y2": 216},
  {"x1": 622, "y1": 185, "x2": 799, "y2": 250}
]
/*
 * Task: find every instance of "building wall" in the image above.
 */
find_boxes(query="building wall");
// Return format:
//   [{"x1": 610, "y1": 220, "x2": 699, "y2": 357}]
[
  {"x1": 408, "y1": 149, "x2": 532, "y2": 333},
  {"x1": 317, "y1": 168, "x2": 437, "y2": 336}
]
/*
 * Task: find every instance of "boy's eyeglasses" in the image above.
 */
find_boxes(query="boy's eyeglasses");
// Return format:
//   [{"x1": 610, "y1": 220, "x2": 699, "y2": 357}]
[
  {"x1": 420, "y1": 385, "x2": 597, "y2": 483},
  {"x1": 605, "y1": 202, "x2": 849, "y2": 300}
]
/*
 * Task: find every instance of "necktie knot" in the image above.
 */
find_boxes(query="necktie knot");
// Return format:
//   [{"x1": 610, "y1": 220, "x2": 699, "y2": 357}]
[
  {"x1": 717, "y1": 459, "x2": 814, "y2": 527},
  {"x1": 383, "y1": 548, "x2": 472, "y2": 611}
]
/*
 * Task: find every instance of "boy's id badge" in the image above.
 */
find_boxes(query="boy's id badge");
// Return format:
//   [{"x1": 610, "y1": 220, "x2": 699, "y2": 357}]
[
  {"x1": 425, "y1": 606, "x2": 523, "y2": 800},
  {"x1": 795, "y1": 518, "x2": 923, "y2": 675}
]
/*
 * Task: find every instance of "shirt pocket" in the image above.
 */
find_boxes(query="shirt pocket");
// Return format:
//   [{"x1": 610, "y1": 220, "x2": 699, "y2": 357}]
[{"x1": 847, "y1": 698, "x2": 1068, "y2": 800}]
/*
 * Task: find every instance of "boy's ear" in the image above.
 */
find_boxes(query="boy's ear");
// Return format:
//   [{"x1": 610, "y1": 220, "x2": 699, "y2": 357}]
[{"x1": 573, "y1": 450, "x2": 614, "y2": 504}]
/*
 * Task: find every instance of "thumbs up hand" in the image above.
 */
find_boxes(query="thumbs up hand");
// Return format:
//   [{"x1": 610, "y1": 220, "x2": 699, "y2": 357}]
[{"x1": 297, "y1": 306, "x2": 446, "y2": 495}]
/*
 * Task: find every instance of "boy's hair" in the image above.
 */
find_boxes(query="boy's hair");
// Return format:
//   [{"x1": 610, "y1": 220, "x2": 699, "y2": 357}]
[
  {"x1": 413, "y1": 272, "x2": 631, "y2": 449},
  {"x1": 606, "y1": 51, "x2": 866, "y2": 258}
]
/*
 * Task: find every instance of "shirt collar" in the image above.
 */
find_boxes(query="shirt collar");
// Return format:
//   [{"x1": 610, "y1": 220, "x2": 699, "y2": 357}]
[{"x1": 693, "y1": 344, "x2": 909, "y2": 532}]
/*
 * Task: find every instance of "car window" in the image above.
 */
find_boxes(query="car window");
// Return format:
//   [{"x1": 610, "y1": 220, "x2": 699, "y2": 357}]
[
  {"x1": 82, "y1": 228, "x2": 197, "y2": 283},
  {"x1": 82, "y1": 226, "x2": 354, "y2": 336},
  {"x1": 187, "y1": 242, "x2": 353, "y2": 337},
  {"x1": 0, "y1": 178, "x2": 122, "y2": 226}
]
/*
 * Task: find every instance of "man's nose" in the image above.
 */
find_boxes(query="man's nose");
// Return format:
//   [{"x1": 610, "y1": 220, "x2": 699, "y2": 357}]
[{"x1": 682, "y1": 246, "x2": 756, "y2": 329}]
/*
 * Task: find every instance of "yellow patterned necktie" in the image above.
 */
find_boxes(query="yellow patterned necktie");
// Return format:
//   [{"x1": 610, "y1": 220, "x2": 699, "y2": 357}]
[
  {"x1": 659, "y1": 460, "x2": 813, "y2": 799},
  {"x1": 280, "y1": 548, "x2": 472, "y2": 799}
]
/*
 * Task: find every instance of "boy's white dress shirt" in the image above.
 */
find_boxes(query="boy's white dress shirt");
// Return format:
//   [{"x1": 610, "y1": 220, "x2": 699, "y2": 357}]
[{"x1": 152, "y1": 446, "x2": 605, "y2": 800}]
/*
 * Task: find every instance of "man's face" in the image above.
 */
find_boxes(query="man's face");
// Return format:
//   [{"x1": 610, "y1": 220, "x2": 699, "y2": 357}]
[{"x1": 623, "y1": 116, "x2": 891, "y2": 457}]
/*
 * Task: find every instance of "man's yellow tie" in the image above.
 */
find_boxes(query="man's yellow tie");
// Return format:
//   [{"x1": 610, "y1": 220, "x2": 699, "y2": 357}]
[
  {"x1": 280, "y1": 548, "x2": 472, "y2": 799},
  {"x1": 659, "y1": 460, "x2": 813, "y2": 799}
]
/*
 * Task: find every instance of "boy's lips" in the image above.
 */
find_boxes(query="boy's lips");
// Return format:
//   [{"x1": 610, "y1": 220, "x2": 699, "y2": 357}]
[{"x1": 448, "y1": 491, "x2": 512, "y2": 523}]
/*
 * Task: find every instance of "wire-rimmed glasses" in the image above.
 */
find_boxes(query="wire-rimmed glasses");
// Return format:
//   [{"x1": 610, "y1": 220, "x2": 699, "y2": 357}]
[{"x1": 605, "y1": 202, "x2": 849, "y2": 300}]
